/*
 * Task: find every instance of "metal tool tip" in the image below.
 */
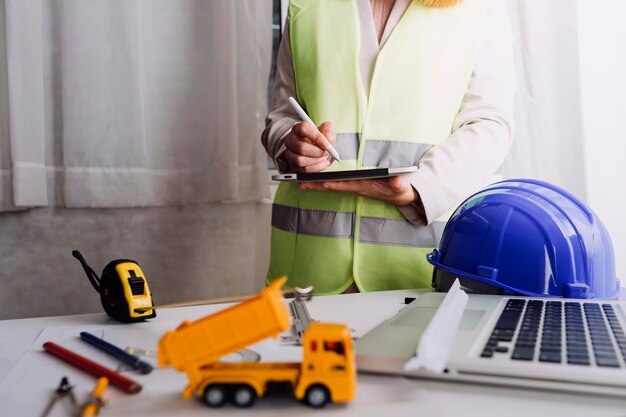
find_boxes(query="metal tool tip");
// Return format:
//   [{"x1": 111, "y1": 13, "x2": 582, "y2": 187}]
[{"x1": 294, "y1": 286, "x2": 314, "y2": 301}]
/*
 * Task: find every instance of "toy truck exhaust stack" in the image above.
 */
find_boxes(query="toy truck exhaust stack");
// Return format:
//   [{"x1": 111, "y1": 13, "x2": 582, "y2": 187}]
[{"x1": 157, "y1": 277, "x2": 356, "y2": 408}]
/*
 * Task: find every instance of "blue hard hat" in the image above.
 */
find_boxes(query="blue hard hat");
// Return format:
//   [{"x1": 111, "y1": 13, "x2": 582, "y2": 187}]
[{"x1": 428, "y1": 179, "x2": 619, "y2": 299}]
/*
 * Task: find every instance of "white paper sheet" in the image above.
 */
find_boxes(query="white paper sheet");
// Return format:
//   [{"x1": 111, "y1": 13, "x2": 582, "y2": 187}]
[
  {"x1": 403, "y1": 279, "x2": 468, "y2": 373},
  {"x1": 0, "y1": 319, "x2": 303, "y2": 416}
]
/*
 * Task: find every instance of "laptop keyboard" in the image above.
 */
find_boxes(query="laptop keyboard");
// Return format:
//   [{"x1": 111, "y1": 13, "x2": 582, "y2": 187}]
[{"x1": 481, "y1": 299, "x2": 626, "y2": 367}]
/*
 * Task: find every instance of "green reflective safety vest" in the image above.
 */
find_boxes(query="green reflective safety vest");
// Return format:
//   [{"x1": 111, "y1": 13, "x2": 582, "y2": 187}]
[{"x1": 268, "y1": 0, "x2": 487, "y2": 294}]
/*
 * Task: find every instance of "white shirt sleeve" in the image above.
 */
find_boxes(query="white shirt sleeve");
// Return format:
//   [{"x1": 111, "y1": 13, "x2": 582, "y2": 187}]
[
  {"x1": 261, "y1": 20, "x2": 298, "y2": 173},
  {"x1": 402, "y1": 0, "x2": 517, "y2": 225}
]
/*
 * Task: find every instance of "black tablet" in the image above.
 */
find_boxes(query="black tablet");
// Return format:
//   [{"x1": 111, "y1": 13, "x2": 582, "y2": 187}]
[{"x1": 272, "y1": 166, "x2": 417, "y2": 182}]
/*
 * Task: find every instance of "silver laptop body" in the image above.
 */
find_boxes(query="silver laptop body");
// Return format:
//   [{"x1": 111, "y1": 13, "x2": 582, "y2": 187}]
[{"x1": 356, "y1": 292, "x2": 626, "y2": 396}]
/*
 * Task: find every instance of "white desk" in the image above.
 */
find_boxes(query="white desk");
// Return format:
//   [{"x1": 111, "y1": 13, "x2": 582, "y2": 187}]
[{"x1": 1, "y1": 289, "x2": 626, "y2": 417}]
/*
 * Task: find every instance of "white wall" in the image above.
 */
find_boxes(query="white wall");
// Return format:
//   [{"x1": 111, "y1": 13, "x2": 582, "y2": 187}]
[{"x1": 577, "y1": 0, "x2": 626, "y2": 281}]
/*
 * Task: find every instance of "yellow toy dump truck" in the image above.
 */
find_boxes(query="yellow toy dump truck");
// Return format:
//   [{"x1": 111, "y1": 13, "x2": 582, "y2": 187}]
[{"x1": 157, "y1": 277, "x2": 356, "y2": 408}]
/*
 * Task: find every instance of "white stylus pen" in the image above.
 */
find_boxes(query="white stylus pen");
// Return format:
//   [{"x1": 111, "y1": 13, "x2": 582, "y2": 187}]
[{"x1": 288, "y1": 96, "x2": 342, "y2": 162}]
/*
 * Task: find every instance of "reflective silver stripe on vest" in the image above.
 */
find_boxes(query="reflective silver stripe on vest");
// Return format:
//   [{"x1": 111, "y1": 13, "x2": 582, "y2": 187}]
[
  {"x1": 359, "y1": 216, "x2": 446, "y2": 247},
  {"x1": 272, "y1": 204, "x2": 354, "y2": 238},
  {"x1": 334, "y1": 133, "x2": 360, "y2": 160},
  {"x1": 362, "y1": 140, "x2": 433, "y2": 167}
]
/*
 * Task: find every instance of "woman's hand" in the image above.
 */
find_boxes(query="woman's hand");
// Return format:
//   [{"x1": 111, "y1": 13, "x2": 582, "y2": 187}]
[
  {"x1": 299, "y1": 175, "x2": 418, "y2": 206},
  {"x1": 284, "y1": 121, "x2": 336, "y2": 173}
]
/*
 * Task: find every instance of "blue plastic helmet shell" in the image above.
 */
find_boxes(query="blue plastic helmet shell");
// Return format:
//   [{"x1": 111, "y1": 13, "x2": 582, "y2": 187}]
[{"x1": 428, "y1": 179, "x2": 619, "y2": 299}]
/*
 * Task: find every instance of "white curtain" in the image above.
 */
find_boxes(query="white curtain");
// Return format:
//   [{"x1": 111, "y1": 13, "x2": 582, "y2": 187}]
[
  {"x1": 501, "y1": 0, "x2": 587, "y2": 200},
  {"x1": 503, "y1": 0, "x2": 626, "y2": 278},
  {"x1": 0, "y1": 0, "x2": 271, "y2": 211}
]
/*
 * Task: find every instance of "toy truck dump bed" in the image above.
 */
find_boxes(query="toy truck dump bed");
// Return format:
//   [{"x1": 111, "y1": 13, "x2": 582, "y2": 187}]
[{"x1": 158, "y1": 277, "x2": 290, "y2": 371}]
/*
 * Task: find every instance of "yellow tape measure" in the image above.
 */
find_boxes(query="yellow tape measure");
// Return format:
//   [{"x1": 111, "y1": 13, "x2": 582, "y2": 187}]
[{"x1": 73, "y1": 251, "x2": 156, "y2": 323}]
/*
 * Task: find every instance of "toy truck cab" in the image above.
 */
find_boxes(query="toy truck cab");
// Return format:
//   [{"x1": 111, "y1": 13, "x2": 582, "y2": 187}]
[{"x1": 295, "y1": 322, "x2": 356, "y2": 407}]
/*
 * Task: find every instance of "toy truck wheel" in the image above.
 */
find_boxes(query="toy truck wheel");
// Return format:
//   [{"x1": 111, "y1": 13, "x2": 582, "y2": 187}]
[
  {"x1": 305, "y1": 384, "x2": 330, "y2": 408},
  {"x1": 231, "y1": 384, "x2": 257, "y2": 408},
  {"x1": 203, "y1": 384, "x2": 227, "y2": 408}
]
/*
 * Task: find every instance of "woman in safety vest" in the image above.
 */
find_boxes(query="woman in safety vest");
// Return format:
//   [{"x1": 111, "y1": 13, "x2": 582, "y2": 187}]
[{"x1": 261, "y1": 0, "x2": 516, "y2": 294}]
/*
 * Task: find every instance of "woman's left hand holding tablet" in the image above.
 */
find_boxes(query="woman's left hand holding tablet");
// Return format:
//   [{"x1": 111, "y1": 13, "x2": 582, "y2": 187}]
[{"x1": 299, "y1": 175, "x2": 418, "y2": 206}]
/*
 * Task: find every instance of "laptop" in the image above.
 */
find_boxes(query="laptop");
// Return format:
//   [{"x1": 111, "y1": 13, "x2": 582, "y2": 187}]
[{"x1": 355, "y1": 291, "x2": 626, "y2": 396}]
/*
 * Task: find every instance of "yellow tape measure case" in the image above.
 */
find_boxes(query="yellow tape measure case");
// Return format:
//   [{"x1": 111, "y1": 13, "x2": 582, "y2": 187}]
[
  {"x1": 102, "y1": 260, "x2": 156, "y2": 322},
  {"x1": 73, "y1": 251, "x2": 156, "y2": 323}
]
